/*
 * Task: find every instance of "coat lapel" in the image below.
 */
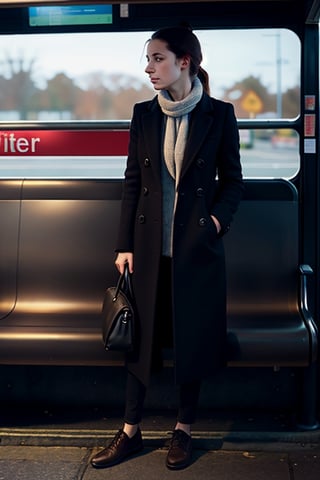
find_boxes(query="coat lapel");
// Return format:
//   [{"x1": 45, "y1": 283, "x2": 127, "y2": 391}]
[
  {"x1": 141, "y1": 98, "x2": 163, "y2": 182},
  {"x1": 140, "y1": 94, "x2": 218, "y2": 185},
  {"x1": 180, "y1": 94, "x2": 217, "y2": 183}
]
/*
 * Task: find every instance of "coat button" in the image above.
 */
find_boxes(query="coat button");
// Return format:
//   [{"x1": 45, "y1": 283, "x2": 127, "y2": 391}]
[
  {"x1": 143, "y1": 187, "x2": 149, "y2": 196},
  {"x1": 144, "y1": 158, "x2": 150, "y2": 167},
  {"x1": 198, "y1": 217, "x2": 207, "y2": 227},
  {"x1": 196, "y1": 158, "x2": 205, "y2": 168},
  {"x1": 138, "y1": 214, "x2": 145, "y2": 224},
  {"x1": 196, "y1": 187, "x2": 204, "y2": 197}
]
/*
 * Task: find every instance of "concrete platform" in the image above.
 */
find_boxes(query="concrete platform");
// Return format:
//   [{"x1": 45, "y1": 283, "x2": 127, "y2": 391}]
[
  {"x1": 1, "y1": 407, "x2": 320, "y2": 479},
  {"x1": 0, "y1": 444, "x2": 320, "y2": 480}
]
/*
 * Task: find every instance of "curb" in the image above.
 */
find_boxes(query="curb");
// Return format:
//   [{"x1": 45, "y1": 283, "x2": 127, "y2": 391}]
[{"x1": 1, "y1": 427, "x2": 320, "y2": 450}]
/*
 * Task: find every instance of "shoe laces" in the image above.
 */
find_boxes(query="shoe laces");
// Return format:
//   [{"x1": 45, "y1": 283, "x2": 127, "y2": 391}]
[
  {"x1": 170, "y1": 429, "x2": 190, "y2": 449},
  {"x1": 108, "y1": 430, "x2": 126, "y2": 452}
]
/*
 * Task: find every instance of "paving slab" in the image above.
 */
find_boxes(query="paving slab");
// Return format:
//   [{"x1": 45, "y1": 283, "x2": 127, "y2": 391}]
[
  {"x1": 84, "y1": 448, "x2": 290, "y2": 480},
  {"x1": 289, "y1": 450, "x2": 320, "y2": 480},
  {"x1": 1, "y1": 446, "x2": 320, "y2": 480},
  {"x1": 0, "y1": 446, "x2": 90, "y2": 480}
]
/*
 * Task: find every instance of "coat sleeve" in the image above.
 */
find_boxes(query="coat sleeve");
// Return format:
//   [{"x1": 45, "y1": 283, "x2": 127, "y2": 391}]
[
  {"x1": 210, "y1": 103, "x2": 244, "y2": 235},
  {"x1": 115, "y1": 104, "x2": 142, "y2": 252}
]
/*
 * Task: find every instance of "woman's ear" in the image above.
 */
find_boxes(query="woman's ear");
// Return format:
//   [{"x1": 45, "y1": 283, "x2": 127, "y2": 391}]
[{"x1": 180, "y1": 55, "x2": 191, "y2": 70}]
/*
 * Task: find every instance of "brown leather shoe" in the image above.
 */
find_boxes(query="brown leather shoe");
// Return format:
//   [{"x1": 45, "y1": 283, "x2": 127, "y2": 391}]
[
  {"x1": 91, "y1": 428, "x2": 143, "y2": 468},
  {"x1": 166, "y1": 429, "x2": 192, "y2": 470}
]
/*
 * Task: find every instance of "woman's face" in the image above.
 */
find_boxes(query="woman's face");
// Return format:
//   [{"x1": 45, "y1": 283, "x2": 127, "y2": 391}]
[{"x1": 145, "y1": 39, "x2": 189, "y2": 95}]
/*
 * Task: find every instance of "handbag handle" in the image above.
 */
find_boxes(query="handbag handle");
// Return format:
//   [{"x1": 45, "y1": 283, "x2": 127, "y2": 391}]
[{"x1": 113, "y1": 263, "x2": 133, "y2": 301}]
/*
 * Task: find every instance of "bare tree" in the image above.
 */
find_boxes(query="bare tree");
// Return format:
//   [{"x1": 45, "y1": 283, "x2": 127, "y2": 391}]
[{"x1": 0, "y1": 53, "x2": 37, "y2": 119}]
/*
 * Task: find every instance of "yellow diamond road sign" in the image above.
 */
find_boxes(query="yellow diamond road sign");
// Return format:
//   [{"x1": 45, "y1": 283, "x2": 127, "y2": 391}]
[{"x1": 241, "y1": 90, "x2": 263, "y2": 114}]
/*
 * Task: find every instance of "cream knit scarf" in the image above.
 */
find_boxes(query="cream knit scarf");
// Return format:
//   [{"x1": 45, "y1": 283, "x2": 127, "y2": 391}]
[{"x1": 158, "y1": 77, "x2": 203, "y2": 187}]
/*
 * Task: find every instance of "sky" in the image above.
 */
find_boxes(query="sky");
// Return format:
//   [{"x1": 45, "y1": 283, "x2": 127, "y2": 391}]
[{"x1": 0, "y1": 28, "x2": 300, "y2": 97}]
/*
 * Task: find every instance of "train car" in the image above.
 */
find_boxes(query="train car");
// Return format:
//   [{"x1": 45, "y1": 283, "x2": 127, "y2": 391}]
[{"x1": 0, "y1": 0, "x2": 319, "y2": 429}]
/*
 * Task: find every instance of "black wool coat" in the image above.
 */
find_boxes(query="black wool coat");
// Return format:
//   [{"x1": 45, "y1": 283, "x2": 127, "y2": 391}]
[{"x1": 116, "y1": 92, "x2": 244, "y2": 386}]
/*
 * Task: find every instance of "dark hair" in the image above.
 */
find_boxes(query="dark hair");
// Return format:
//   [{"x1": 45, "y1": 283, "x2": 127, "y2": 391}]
[{"x1": 151, "y1": 26, "x2": 210, "y2": 95}]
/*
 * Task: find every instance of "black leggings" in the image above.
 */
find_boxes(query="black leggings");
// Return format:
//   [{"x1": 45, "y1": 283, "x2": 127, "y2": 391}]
[
  {"x1": 124, "y1": 257, "x2": 201, "y2": 425},
  {"x1": 124, "y1": 371, "x2": 201, "y2": 425}
]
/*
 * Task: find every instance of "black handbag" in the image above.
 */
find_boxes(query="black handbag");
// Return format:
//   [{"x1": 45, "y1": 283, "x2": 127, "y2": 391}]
[{"x1": 102, "y1": 263, "x2": 135, "y2": 352}]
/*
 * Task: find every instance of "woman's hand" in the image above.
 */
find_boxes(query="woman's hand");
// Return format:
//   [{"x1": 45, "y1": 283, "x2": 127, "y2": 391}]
[
  {"x1": 211, "y1": 215, "x2": 221, "y2": 234},
  {"x1": 115, "y1": 252, "x2": 134, "y2": 274}
]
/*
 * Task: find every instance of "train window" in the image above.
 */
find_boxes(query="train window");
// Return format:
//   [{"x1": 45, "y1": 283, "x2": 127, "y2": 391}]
[
  {"x1": 0, "y1": 28, "x2": 300, "y2": 178},
  {"x1": 240, "y1": 129, "x2": 299, "y2": 179},
  {"x1": 0, "y1": 28, "x2": 300, "y2": 121}
]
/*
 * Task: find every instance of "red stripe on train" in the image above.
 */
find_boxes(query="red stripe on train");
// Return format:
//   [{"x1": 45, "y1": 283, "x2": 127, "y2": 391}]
[{"x1": 0, "y1": 130, "x2": 129, "y2": 156}]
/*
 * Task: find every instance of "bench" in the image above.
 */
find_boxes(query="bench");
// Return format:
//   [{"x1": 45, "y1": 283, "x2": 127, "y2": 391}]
[
  {"x1": 225, "y1": 180, "x2": 317, "y2": 367},
  {"x1": 0, "y1": 178, "x2": 318, "y2": 428}
]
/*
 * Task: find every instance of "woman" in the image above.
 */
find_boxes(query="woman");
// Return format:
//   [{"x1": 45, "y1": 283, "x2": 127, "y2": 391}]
[{"x1": 91, "y1": 25, "x2": 244, "y2": 470}]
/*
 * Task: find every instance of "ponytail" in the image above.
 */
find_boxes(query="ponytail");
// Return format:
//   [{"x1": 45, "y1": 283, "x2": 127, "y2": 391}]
[{"x1": 198, "y1": 66, "x2": 210, "y2": 96}]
